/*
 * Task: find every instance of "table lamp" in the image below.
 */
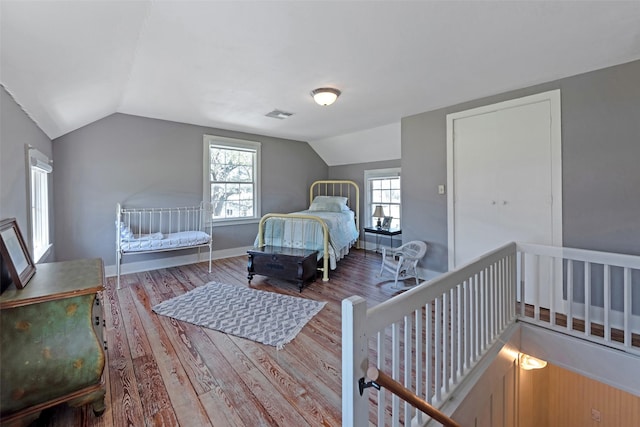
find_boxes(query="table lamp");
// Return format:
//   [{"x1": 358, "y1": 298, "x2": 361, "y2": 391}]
[{"x1": 373, "y1": 205, "x2": 385, "y2": 228}]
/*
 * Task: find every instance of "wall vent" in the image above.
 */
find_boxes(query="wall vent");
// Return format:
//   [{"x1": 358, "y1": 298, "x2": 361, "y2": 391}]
[{"x1": 265, "y1": 110, "x2": 293, "y2": 119}]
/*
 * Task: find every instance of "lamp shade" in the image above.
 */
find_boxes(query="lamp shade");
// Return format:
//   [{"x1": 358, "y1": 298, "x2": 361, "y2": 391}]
[
  {"x1": 311, "y1": 88, "x2": 341, "y2": 106},
  {"x1": 373, "y1": 205, "x2": 385, "y2": 218}
]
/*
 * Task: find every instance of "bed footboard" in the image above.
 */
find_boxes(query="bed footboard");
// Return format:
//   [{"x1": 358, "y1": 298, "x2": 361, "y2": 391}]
[{"x1": 257, "y1": 213, "x2": 330, "y2": 282}]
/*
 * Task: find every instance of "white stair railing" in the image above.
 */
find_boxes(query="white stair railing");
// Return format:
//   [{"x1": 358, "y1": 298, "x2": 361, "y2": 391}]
[
  {"x1": 343, "y1": 242, "x2": 518, "y2": 427},
  {"x1": 343, "y1": 242, "x2": 640, "y2": 426},
  {"x1": 517, "y1": 242, "x2": 640, "y2": 356}
]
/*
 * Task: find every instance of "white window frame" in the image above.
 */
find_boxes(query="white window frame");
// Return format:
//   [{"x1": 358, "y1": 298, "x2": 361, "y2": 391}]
[
  {"x1": 27, "y1": 146, "x2": 53, "y2": 262},
  {"x1": 203, "y1": 135, "x2": 261, "y2": 226},
  {"x1": 364, "y1": 167, "x2": 401, "y2": 229}
]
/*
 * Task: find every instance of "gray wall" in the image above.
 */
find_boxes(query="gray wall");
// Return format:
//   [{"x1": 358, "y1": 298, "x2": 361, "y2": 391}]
[
  {"x1": 329, "y1": 159, "x2": 401, "y2": 248},
  {"x1": 401, "y1": 111, "x2": 449, "y2": 273},
  {"x1": 328, "y1": 60, "x2": 640, "y2": 274},
  {"x1": 53, "y1": 113, "x2": 327, "y2": 265},
  {"x1": 0, "y1": 86, "x2": 54, "y2": 261},
  {"x1": 401, "y1": 59, "x2": 640, "y2": 273}
]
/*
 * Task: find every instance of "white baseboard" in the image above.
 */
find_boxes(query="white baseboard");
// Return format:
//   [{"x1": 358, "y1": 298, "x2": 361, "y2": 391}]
[
  {"x1": 105, "y1": 245, "x2": 444, "y2": 286},
  {"x1": 104, "y1": 246, "x2": 253, "y2": 277}
]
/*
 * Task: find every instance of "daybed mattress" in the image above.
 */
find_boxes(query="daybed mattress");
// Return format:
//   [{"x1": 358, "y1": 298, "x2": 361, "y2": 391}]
[{"x1": 121, "y1": 231, "x2": 210, "y2": 252}]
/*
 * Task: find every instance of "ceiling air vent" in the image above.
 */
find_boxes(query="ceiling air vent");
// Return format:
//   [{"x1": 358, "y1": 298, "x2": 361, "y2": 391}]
[{"x1": 265, "y1": 110, "x2": 293, "y2": 120}]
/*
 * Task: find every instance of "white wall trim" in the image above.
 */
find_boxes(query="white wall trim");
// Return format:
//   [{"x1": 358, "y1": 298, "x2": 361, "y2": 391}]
[
  {"x1": 203, "y1": 134, "x2": 262, "y2": 223},
  {"x1": 105, "y1": 246, "x2": 252, "y2": 278},
  {"x1": 363, "y1": 167, "x2": 401, "y2": 228}
]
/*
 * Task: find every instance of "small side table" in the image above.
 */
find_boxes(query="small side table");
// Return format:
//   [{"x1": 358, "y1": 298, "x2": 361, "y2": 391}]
[{"x1": 363, "y1": 227, "x2": 402, "y2": 257}]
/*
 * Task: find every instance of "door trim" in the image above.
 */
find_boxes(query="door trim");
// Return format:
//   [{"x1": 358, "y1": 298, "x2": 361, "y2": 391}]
[{"x1": 446, "y1": 90, "x2": 562, "y2": 270}]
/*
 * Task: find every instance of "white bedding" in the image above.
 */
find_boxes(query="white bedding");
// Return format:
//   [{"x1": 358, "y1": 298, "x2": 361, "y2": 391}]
[{"x1": 121, "y1": 231, "x2": 211, "y2": 252}]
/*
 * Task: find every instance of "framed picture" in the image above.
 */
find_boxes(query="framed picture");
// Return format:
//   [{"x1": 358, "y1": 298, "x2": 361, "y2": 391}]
[
  {"x1": 381, "y1": 216, "x2": 393, "y2": 229},
  {"x1": 0, "y1": 218, "x2": 36, "y2": 289}
]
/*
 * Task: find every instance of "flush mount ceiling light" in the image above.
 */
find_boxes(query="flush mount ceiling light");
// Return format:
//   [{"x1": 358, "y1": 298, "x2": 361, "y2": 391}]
[{"x1": 311, "y1": 87, "x2": 341, "y2": 106}]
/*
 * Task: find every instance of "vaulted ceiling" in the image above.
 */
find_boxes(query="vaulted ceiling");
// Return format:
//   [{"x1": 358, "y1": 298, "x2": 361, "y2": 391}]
[{"x1": 2, "y1": 1, "x2": 640, "y2": 144}]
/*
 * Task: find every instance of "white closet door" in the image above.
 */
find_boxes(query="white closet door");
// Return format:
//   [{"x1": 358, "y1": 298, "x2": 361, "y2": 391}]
[
  {"x1": 448, "y1": 90, "x2": 562, "y2": 268},
  {"x1": 452, "y1": 110, "x2": 503, "y2": 266}
]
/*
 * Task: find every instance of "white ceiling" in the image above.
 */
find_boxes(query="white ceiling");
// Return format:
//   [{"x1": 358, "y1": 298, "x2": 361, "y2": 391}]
[{"x1": 2, "y1": 0, "x2": 640, "y2": 146}]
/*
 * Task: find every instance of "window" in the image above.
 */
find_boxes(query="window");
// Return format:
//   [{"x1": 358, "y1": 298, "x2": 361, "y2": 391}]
[
  {"x1": 203, "y1": 135, "x2": 261, "y2": 224},
  {"x1": 365, "y1": 168, "x2": 401, "y2": 229},
  {"x1": 28, "y1": 147, "x2": 52, "y2": 262}
]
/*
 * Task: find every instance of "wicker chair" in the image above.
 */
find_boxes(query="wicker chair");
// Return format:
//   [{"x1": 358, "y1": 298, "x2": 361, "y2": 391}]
[{"x1": 378, "y1": 240, "x2": 428, "y2": 288}]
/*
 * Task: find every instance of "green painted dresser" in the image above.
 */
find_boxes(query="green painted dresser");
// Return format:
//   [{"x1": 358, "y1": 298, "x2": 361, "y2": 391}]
[{"x1": 0, "y1": 258, "x2": 106, "y2": 426}]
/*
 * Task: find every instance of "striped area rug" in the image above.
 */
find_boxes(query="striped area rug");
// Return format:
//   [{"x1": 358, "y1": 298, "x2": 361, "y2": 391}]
[{"x1": 152, "y1": 281, "x2": 326, "y2": 349}]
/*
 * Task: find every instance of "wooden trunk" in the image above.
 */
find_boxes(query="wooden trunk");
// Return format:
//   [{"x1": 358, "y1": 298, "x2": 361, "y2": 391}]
[{"x1": 247, "y1": 246, "x2": 318, "y2": 291}]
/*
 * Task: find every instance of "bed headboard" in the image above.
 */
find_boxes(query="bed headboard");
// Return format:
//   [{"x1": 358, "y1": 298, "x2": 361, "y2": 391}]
[{"x1": 309, "y1": 180, "x2": 360, "y2": 233}]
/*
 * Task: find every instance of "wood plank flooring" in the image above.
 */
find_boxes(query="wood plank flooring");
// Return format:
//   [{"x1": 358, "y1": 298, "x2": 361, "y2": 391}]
[
  {"x1": 26, "y1": 251, "x2": 640, "y2": 426},
  {"x1": 35, "y1": 250, "x2": 402, "y2": 427}
]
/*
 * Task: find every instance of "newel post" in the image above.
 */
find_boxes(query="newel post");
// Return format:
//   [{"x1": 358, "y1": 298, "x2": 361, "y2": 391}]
[{"x1": 342, "y1": 296, "x2": 369, "y2": 427}]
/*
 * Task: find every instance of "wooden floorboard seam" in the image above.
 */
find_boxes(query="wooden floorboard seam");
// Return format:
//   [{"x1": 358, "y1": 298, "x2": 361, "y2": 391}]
[{"x1": 32, "y1": 251, "x2": 638, "y2": 426}]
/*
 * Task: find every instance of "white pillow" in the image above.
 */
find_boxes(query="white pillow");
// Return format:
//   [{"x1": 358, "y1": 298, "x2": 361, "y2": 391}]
[
  {"x1": 132, "y1": 232, "x2": 164, "y2": 241},
  {"x1": 116, "y1": 221, "x2": 135, "y2": 241},
  {"x1": 309, "y1": 196, "x2": 350, "y2": 212}
]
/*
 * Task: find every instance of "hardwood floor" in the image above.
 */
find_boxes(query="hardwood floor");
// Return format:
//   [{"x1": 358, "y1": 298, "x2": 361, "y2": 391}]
[
  {"x1": 34, "y1": 250, "x2": 402, "y2": 427},
  {"x1": 27, "y1": 250, "x2": 640, "y2": 426},
  {"x1": 520, "y1": 304, "x2": 640, "y2": 348}
]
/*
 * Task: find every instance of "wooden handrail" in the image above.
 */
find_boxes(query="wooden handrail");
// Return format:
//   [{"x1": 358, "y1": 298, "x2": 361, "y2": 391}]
[{"x1": 366, "y1": 367, "x2": 461, "y2": 427}]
